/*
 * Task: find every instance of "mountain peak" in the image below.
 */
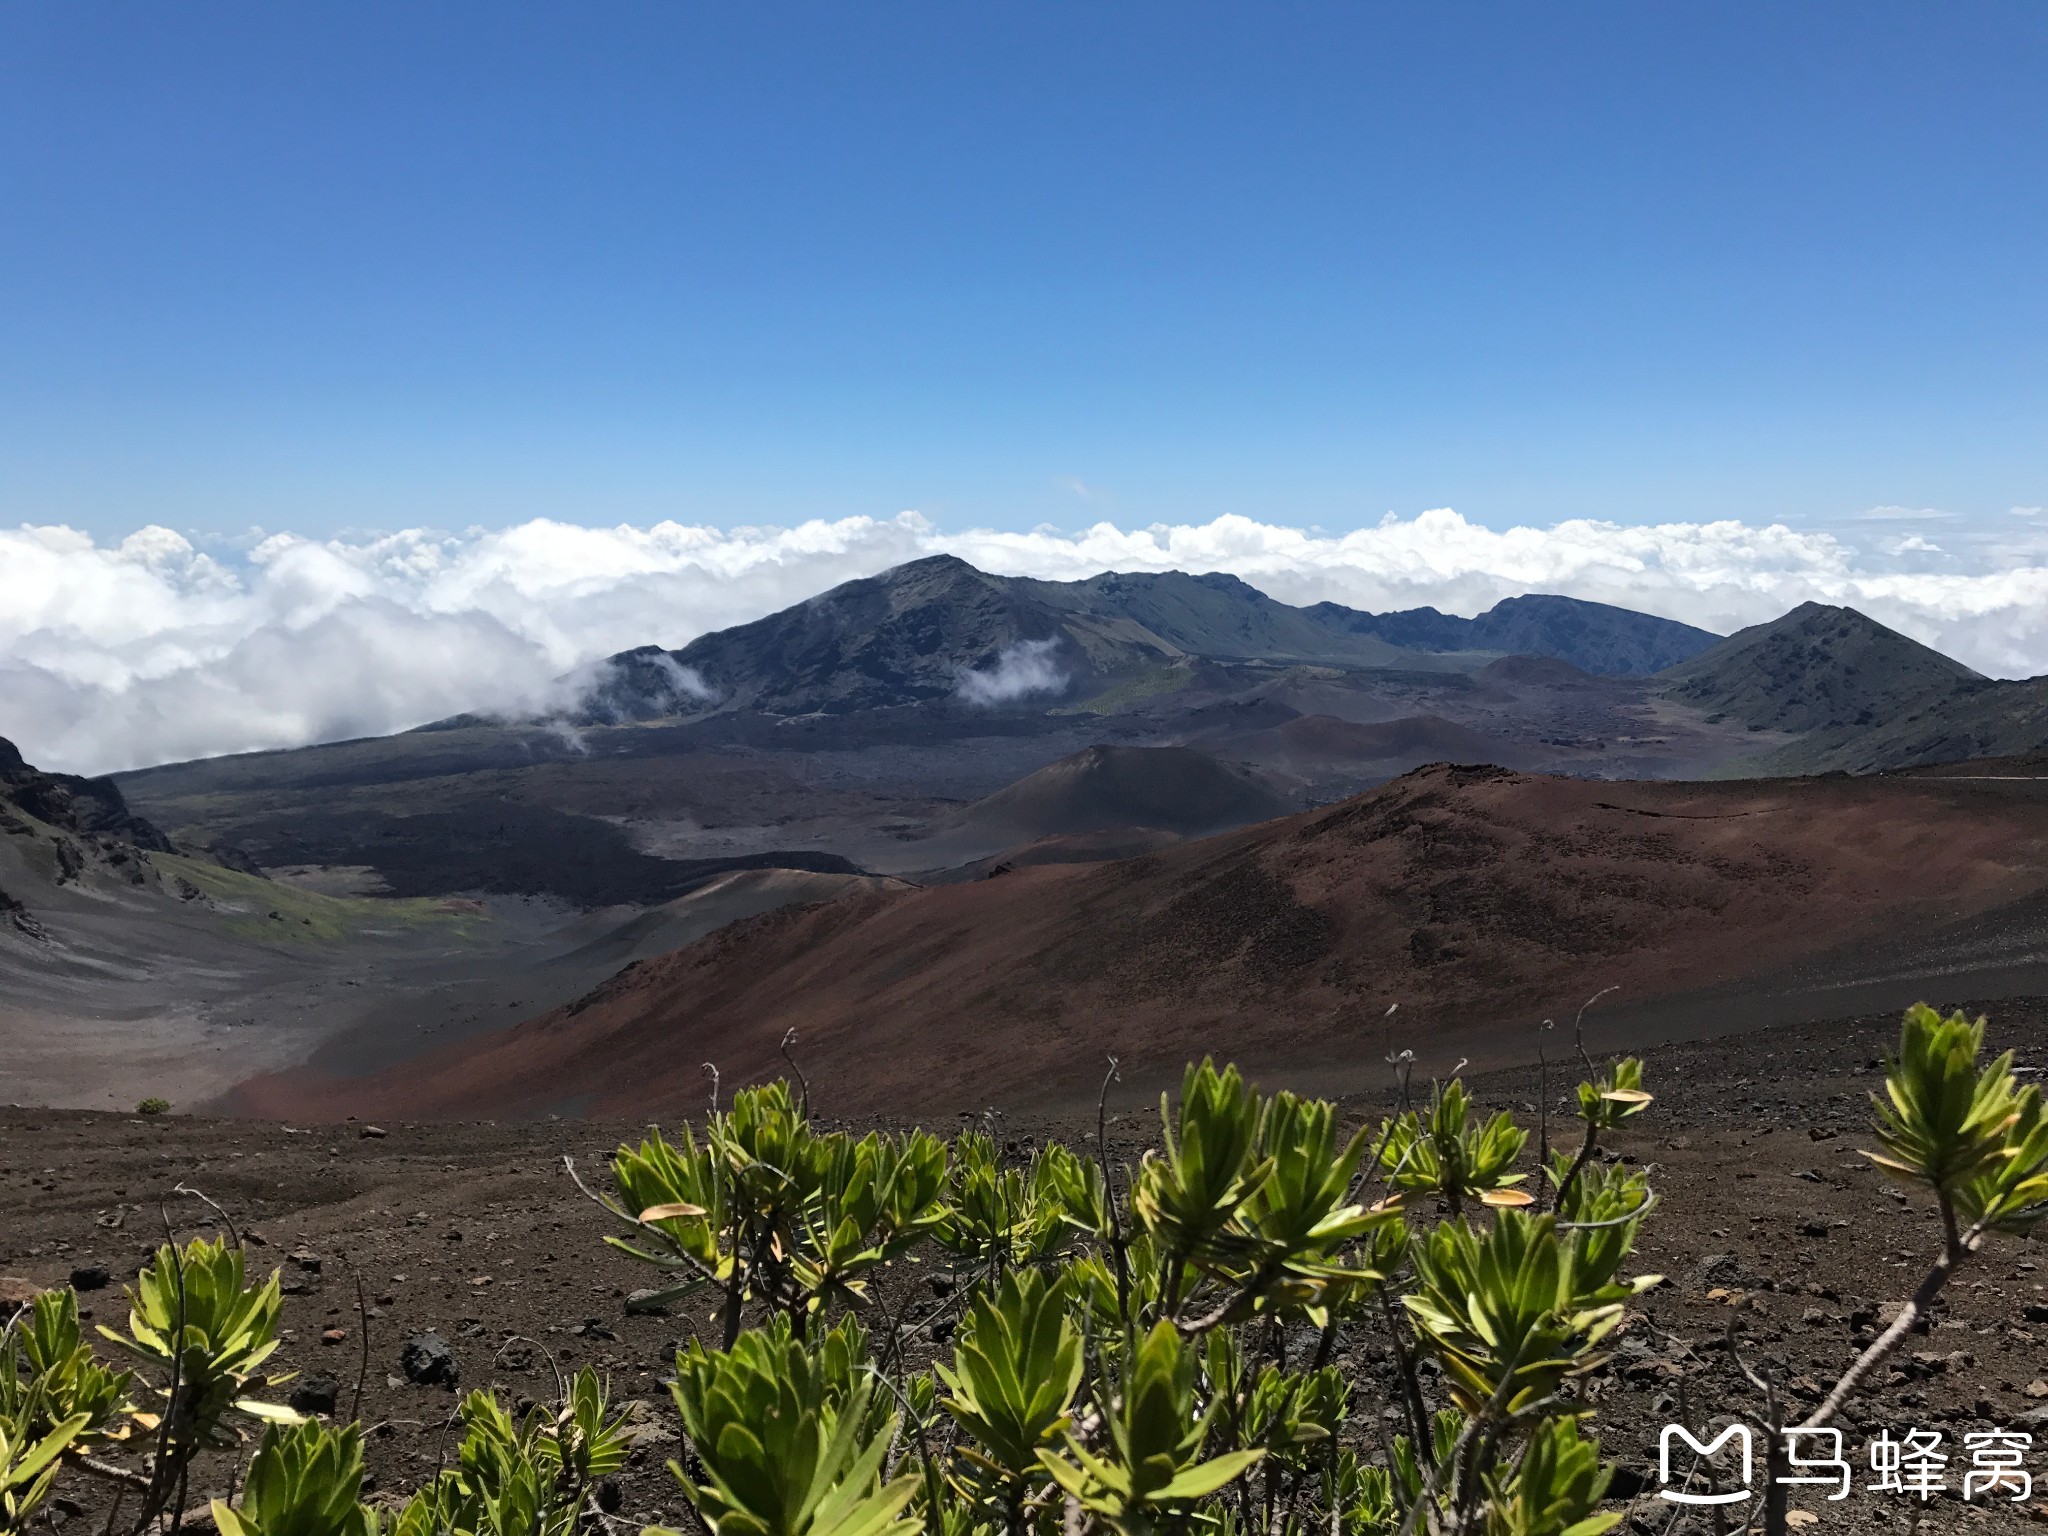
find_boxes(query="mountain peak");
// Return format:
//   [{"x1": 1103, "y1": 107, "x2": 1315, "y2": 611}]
[
  {"x1": 870, "y1": 552, "x2": 982, "y2": 582},
  {"x1": 1658, "y1": 603, "x2": 1979, "y2": 734}
]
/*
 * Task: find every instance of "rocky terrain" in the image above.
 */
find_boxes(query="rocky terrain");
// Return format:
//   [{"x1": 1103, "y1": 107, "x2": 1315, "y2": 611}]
[
  {"x1": 0, "y1": 735, "x2": 918, "y2": 1112},
  {"x1": 231, "y1": 762, "x2": 2048, "y2": 1122},
  {"x1": 8, "y1": 1002, "x2": 2048, "y2": 1532}
]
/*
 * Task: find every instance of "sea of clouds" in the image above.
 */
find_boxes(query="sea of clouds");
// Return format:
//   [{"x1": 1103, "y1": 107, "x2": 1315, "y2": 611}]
[{"x1": 6, "y1": 507, "x2": 2048, "y2": 776}]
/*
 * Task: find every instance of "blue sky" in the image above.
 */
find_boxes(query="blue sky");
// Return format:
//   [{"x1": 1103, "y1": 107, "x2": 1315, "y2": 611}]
[{"x1": 4, "y1": 2, "x2": 2044, "y2": 542}]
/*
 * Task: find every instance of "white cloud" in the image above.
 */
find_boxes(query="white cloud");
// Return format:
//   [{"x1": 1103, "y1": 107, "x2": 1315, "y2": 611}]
[
  {"x1": 1855, "y1": 504, "x2": 1958, "y2": 521},
  {"x1": 6, "y1": 506, "x2": 2048, "y2": 776},
  {"x1": 956, "y1": 639, "x2": 1070, "y2": 706}
]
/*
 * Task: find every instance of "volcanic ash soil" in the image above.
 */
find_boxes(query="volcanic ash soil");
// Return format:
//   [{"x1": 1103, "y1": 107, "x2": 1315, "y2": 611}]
[{"x1": 10, "y1": 1005, "x2": 2048, "y2": 1531}]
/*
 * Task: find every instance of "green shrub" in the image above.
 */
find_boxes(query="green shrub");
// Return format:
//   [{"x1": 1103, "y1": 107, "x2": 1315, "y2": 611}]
[{"x1": 136, "y1": 1097, "x2": 169, "y2": 1116}]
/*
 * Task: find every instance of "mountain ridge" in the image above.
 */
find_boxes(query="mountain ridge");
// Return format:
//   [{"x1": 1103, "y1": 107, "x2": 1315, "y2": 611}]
[
  {"x1": 1, "y1": 735, "x2": 175, "y2": 853},
  {"x1": 585, "y1": 556, "x2": 1725, "y2": 721},
  {"x1": 1306, "y1": 592, "x2": 1717, "y2": 675}
]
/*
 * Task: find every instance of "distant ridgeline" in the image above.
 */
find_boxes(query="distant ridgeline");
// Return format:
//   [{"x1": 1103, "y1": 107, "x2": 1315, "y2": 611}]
[
  {"x1": 577, "y1": 555, "x2": 1724, "y2": 722},
  {"x1": 568, "y1": 562, "x2": 2048, "y2": 777}
]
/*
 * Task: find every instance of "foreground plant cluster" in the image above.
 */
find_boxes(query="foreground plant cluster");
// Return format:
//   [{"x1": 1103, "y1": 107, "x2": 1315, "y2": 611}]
[{"x1": 4, "y1": 1005, "x2": 2046, "y2": 1536}]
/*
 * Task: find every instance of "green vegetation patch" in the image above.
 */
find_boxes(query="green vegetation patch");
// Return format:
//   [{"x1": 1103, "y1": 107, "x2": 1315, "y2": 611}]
[
  {"x1": 1053, "y1": 661, "x2": 1196, "y2": 715},
  {"x1": 153, "y1": 852, "x2": 485, "y2": 945}
]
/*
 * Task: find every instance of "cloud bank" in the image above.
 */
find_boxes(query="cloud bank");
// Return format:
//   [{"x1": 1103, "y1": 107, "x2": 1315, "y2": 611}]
[
  {"x1": 957, "y1": 639, "x2": 1070, "y2": 706},
  {"x1": 6, "y1": 508, "x2": 2048, "y2": 776}
]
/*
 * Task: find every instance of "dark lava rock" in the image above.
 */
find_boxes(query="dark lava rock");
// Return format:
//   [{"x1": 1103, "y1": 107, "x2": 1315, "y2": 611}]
[
  {"x1": 400, "y1": 1332, "x2": 459, "y2": 1388},
  {"x1": 68, "y1": 1265, "x2": 111, "y2": 1292},
  {"x1": 1606, "y1": 1466, "x2": 1651, "y2": 1500},
  {"x1": 289, "y1": 1373, "x2": 341, "y2": 1415}
]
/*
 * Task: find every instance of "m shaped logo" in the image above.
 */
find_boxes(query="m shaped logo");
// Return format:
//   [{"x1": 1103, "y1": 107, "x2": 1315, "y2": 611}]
[{"x1": 1658, "y1": 1424, "x2": 1753, "y2": 1506}]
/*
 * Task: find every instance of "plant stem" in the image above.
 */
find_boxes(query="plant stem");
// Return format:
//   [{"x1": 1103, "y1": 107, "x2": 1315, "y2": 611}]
[
  {"x1": 1801, "y1": 1193, "x2": 1980, "y2": 1431},
  {"x1": 1552, "y1": 1121, "x2": 1600, "y2": 1219}
]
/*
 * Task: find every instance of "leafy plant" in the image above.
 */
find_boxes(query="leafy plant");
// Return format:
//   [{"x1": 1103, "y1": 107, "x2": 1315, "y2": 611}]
[
  {"x1": 1864, "y1": 1002, "x2": 2048, "y2": 1231},
  {"x1": 1795, "y1": 1005, "x2": 2048, "y2": 1445},
  {"x1": 212, "y1": 1421, "x2": 371, "y2": 1536},
  {"x1": 1238, "y1": 1359, "x2": 1346, "y2": 1469},
  {"x1": 1038, "y1": 1320, "x2": 1263, "y2": 1530},
  {"x1": 597, "y1": 1084, "x2": 950, "y2": 1344},
  {"x1": 398, "y1": 1390, "x2": 560, "y2": 1536},
  {"x1": 1227, "y1": 1091, "x2": 1392, "y2": 1325},
  {"x1": 1379, "y1": 1080, "x2": 1529, "y2": 1218},
  {"x1": 663, "y1": 1318, "x2": 918, "y2": 1536},
  {"x1": 935, "y1": 1134, "x2": 1075, "y2": 1277},
  {"x1": 0, "y1": 1412, "x2": 87, "y2": 1536},
  {"x1": 1410, "y1": 1206, "x2": 1657, "y2": 1410},
  {"x1": 0, "y1": 1287, "x2": 132, "y2": 1447},
  {"x1": 1133, "y1": 1061, "x2": 1270, "y2": 1313},
  {"x1": 540, "y1": 1367, "x2": 634, "y2": 1497},
  {"x1": 100, "y1": 1237, "x2": 298, "y2": 1454},
  {"x1": 936, "y1": 1267, "x2": 1083, "y2": 1510},
  {"x1": 1547, "y1": 1061, "x2": 1650, "y2": 1216},
  {"x1": 1478, "y1": 1417, "x2": 1617, "y2": 1536},
  {"x1": 382, "y1": 1370, "x2": 630, "y2": 1536}
]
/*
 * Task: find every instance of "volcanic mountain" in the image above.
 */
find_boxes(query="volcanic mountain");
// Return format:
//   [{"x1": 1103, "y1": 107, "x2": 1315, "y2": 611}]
[
  {"x1": 231, "y1": 762, "x2": 2048, "y2": 1121},
  {"x1": 1645, "y1": 603, "x2": 2048, "y2": 777},
  {"x1": 583, "y1": 555, "x2": 1723, "y2": 721},
  {"x1": 103, "y1": 559, "x2": 2036, "y2": 915},
  {"x1": 951, "y1": 744, "x2": 1293, "y2": 840},
  {"x1": 1657, "y1": 602, "x2": 1980, "y2": 735}
]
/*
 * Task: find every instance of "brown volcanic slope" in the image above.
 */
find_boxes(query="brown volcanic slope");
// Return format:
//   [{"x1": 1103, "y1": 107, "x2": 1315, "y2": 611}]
[
  {"x1": 232, "y1": 764, "x2": 2048, "y2": 1122},
  {"x1": 952, "y1": 743, "x2": 1293, "y2": 839}
]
